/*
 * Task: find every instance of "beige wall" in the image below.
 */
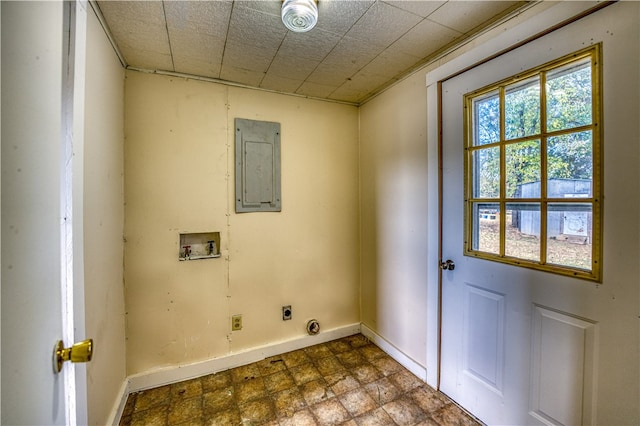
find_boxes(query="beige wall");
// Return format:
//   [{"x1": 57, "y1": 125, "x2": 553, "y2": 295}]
[
  {"x1": 360, "y1": 5, "x2": 639, "y2": 422},
  {"x1": 359, "y1": 73, "x2": 430, "y2": 366},
  {"x1": 83, "y1": 8, "x2": 126, "y2": 425},
  {"x1": 124, "y1": 72, "x2": 360, "y2": 375},
  {"x1": 357, "y1": 0, "x2": 559, "y2": 373}
]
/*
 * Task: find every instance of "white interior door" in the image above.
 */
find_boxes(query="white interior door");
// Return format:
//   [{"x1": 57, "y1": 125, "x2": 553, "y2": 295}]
[
  {"x1": 439, "y1": 3, "x2": 639, "y2": 425},
  {"x1": 1, "y1": 2, "x2": 88, "y2": 424}
]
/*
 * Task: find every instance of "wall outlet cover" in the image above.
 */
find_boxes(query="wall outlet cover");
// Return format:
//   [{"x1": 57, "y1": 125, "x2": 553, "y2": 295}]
[
  {"x1": 282, "y1": 305, "x2": 292, "y2": 321},
  {"x1": 232, "y1": 314, "x2": 242, "y2": 331}
]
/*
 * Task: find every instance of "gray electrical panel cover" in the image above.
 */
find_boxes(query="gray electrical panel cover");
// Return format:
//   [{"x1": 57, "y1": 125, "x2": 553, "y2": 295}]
[{"x1": 235, "y1": 118, "x2": 281, "y2": 213}]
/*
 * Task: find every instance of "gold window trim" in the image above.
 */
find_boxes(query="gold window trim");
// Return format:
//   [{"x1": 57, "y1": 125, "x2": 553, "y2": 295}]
[{"x1": 463, "y1": 44, "x2": 602, "y2": 282}]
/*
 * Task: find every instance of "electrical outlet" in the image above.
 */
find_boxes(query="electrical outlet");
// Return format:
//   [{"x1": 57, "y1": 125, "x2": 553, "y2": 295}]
[
  {"x1": 231, "y1": 314, "x2": 242, "y2": 331},
  {"x1": 282, "y1": 305, "x2": 292, "y2": 321}
]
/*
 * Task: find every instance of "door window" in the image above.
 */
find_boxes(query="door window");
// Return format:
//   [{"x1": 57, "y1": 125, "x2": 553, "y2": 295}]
[{"x1": 464, "y1": 45, "x2": 602, "y2": 281}]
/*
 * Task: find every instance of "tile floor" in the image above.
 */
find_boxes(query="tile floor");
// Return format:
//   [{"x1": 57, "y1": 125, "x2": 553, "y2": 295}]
[{"x1": 119, "y1": 334, "x2": 480, "y2": 426}]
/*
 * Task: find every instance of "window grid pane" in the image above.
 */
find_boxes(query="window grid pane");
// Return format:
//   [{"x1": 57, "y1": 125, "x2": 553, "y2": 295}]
[
  {"x1": 505, "y1": 77, "x2": 541, "y2": 140},
  {"x1": 546, "y1": 60, "x2": 592, "y2": 132},
  {"x1": 464, "y1": 46, "x2": 600, "y2": 281},
  {"x1": 547, "y1": 203, "x2": 593, "y2": 270},
  {"x1": 506, "y1": 140, "x2": 541, "y2": 198},
  {"x1": 505, "y1": 203, "x2": 540, "y2": 262},
  {"x1": 472, "y1": 202, "x2": 501, "y2": 255},
  {"x1": 473, "y1": 147, "x2": 500, "y2": 198},
  {"x1": 473, "y1": 91, "x2": 500, "y2": 146},
  {"x1": 547, "y1": 131, "x2": 593, "y2": 192}
]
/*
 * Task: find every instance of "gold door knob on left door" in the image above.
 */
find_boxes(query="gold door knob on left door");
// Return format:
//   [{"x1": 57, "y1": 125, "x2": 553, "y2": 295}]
[{"x1": 53, "y1": 339, "x2": 93, "y2": 373}]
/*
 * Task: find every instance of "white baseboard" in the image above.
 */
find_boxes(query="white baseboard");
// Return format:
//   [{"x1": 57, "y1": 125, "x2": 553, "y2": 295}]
[
  {"x1": 107, "y1": 378, "x2": 131, "y2": 426},
  {"x1": 108, "y1": 323, "x2": 360, "y2": 424},
  {"x1": 360, "y1": 323, "x2": 428, "y2": 382},
  {"x1": 109, "y1": 322, "x2": 429, "y2": 424},
  {"x1": 126, "y1": 323, "x2": 361, "y2": 394}
]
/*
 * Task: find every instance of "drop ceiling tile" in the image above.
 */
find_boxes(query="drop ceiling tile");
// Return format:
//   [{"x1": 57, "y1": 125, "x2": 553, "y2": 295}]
[
  {"x1": 164, "y1": 1, "x2": 232, "y2": 38},
  {"x1": 121, "y1": 48, "x2": 174, "y2": 72},
  {"x1": 392, "y1": 18, "x2": 462, "y2": 58},
  {"x1": 260, "y1": 74, "x2": 304, "y2": 94},
  {"x1": 97, "y1": 1, "x2": 172, "y2": 70},
  {"x1": 268, "y1": 54, "x2": 320, "y2": 80},
  {"x1": 315, "y1": 0, "x2": 374, "y2": 35},
  {"x1": 227, "y1": 4, "x2": 287, "y2": 51},
  {"x1": 296, "y1": 81, "x2": 339, "y2": 99},
  {"x1": 428, "y1": 1, "x2": 522, "y2": 34},
  {"x1": 305, "y1": 65, "x2": 352, "y2": 87},
  {"x1": 233, "y1": 0, "x2": 281, "y2": 16},
  {"x1": 327, "y1": 85, "x2": 369, "y2": 103},
  {"x1": 169, "y1": 33, "x2": 224, "y2": 62},
  {"x1": 307, "y1": 35, "x2": 389, "y2": 86},
  {"x1": 345, "y1": 1, "x2": 422, "y2": 47},
  {"x1": 97, "y1": 1, "x2": 166, "y2": 26},
  {"x1": 278, "y1": 29, "x2": 342, "y2": 62},
  {"x1": 338, "y1": 71, "x2": 391, "y2": 92},
  {"x1": 169, "y1": 33, "x2": 224, "y2": 79},
  {"x1": 220, "y1": 64, "x2": 265, "y2": 87},
  {"x1": 359, "y1": 48, "x2": 422, "y2": 80},
  {"x1": 382, "y1": 1, "x2": 446, "y2": 18},
  {"x1": 313, "y1": 36, "x2": 386, "y2": 78},
  {"x1": 223, "y1": 41, "x2": 277, "y2": 74},
  {"x1": 116, "y1": 35, "x2": 173, "y2": 71}
]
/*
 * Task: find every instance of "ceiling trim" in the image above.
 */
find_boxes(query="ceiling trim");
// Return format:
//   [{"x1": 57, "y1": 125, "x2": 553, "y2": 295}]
[
  {"x1": 88, "y1": 1, "x2": 127, "y2": 68},
  {"x1": 126, "y1": 66, "x2": 360, "y2": 107}
]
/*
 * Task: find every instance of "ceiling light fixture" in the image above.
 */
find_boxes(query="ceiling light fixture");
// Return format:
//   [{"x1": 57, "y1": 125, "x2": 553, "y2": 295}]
[{"x1": 281, "y1": 0, "x2": 318, "y2": 33}]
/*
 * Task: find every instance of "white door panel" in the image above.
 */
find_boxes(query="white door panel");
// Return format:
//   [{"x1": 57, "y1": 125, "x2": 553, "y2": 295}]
[
  {"x1": 2, "y1": 2, "x2": 67, "y2": 423},
  {"x1": 439, "y1": 3, "x2": 639, "y2": 425},
  {"x1": 529, "y1": 306, "x2": 598, "y2": 426},
  {"x1": 1, "y1": 2, "x2": 88, "y2": 424},
  {"x1": 461, "y1": 284, "x2": 505, "y2": 396}
]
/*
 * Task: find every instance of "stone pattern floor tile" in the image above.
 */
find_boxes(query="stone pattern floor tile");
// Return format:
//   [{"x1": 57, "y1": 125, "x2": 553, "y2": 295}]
[{"x1": 119, "y1": 334, "x2": 480, "y2": 426}]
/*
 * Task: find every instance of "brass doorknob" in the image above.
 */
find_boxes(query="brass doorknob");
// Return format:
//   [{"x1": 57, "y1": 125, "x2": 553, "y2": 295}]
[{"x1": 53, "y1": 339, "x2": 93, "y2": 373}]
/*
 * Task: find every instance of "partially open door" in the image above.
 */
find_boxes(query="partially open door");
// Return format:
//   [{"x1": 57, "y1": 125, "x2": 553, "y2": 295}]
[{"x1": 2, "y1": 1, "x2": 89, "y2": 424}]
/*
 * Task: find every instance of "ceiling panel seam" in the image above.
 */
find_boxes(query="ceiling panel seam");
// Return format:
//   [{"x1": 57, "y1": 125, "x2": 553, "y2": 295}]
[
  {"x1": 218, "y1": 2, "x2": 236, "y2": 79},
  {"x1": 302, "y1": 1, "x2": 377, "y2": 98},
  {"x1": 326, "y1": 6, "x2": 428, "y2": 101},
  {"x1": 260, "y1": 30, "x2": 289, "y2": 89},
  {"x1": 161, "y1": 1, "x2": 175, "y2": 71}
]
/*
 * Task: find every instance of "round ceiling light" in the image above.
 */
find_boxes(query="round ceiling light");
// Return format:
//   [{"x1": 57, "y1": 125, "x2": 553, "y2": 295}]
[{"x1": 281, "y1": 0, "x2": 318, "y2": 33}]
